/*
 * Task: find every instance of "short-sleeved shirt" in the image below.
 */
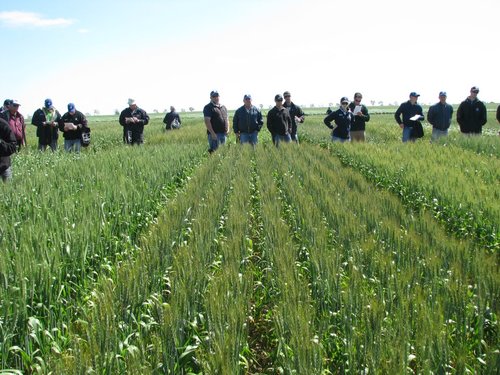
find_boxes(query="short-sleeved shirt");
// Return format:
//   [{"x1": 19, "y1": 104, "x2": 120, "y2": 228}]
[{"x1": 203, "y1": 102, "x2": 228, "y2": 133}]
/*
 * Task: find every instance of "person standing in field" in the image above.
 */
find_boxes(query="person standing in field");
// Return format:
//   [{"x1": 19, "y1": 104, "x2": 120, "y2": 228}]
[
  {"x1": 348, "y1": 92, "x2": 370, "y2": 142},
  {"x1": 324, "y1": 96, "x2": 354, "y2": 142},
  {"x1": 233, "y1": 94, "x2": 263, "y2": 146},
  {"x1": 203, "y1": 91, "x2": 229, "y2": 153},
  {"x1": 31, "y1": 98, "x2": 61, "y2": 151},
  {"x1": 427, "y1": 91, "x2": 453, "y2": 141},
  {"x1": 283, "y1": 91, "x2": 305, "y2": 143},
  {"x1": 58, "y1": 103, "x2": 89, "y2": 153},
  {"x1": 456, "y1": 86, "x2": 487, "y2": 135},
  {"x1": 0, "y1": 117, "x2": 18, "y2": 182},
  {"x1": 163, "y1": 106, "x2": 181, "y2": 130},
  {"x1": 267, "y1": 94, "x2": 292, "y2": 146},
  {"x1": 394, "y1": 92, "x2": 424, "y2": 142},
  {"x1": 497, "y1": 104, "x2": 500, "y2": 135},
  {"x1": 0, "y1": 99, "x2": 26, "y2": 151},
  {"x1": 119, "y1": 98, "x2": 150, "y2": 145}
]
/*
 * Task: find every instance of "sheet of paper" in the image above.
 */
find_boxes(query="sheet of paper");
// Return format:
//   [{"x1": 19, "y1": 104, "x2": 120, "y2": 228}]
[
  {"x1": 410, "y1": 114, "x2": 421, "y2": 121},
  {"x1": 353, "y1": 105, "x2": 362, "y2": 115}
]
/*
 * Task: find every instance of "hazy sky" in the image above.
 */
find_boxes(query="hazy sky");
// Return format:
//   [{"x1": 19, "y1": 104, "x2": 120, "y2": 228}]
[{"x1": 1, "y1": 0, "x2": 499, "y2": 115}]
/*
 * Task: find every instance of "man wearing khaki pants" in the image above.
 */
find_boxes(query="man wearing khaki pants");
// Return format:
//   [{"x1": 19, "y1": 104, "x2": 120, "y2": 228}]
[{"x1": 348, "y1": 92, "x2": 370, "y2": 142}]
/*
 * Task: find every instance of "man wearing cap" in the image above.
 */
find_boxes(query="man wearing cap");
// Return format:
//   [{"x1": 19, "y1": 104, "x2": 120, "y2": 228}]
[
  {"x1": 427, "y1": 92, "x2": 454, "y2": 140},
  {"x1": 233, "y1": 94, "x2": 263, "y2": 146},
  {"x1": 203, "y1": 91, "x2": 229, "y2": 152},
  {"x1": 283, "y1": 91, "x2": 305, "y2": 143},
  {"x1": 58, "y1": 103, "x2": 89, "y2": 152},
  {"x1": 119, "y1": 99, "x2": 150, "y2": 145},
  {"x1": 0, "y1": 117, "x2": 17, "y2": 182},
  {"x1": 348, "y1": 93, "x2": 370, "y2": 142},
  {"x1": 0, "y1": 99, "x2": 26, "y2": 150},
  {"x1": 267, "y1": 94, "x2": 292, "y2": 146},
  {"x1": 456, "y1": 87, "x2": 487, "y2": 135},
  {"x1": 32, "y1": 99, "x2": 62, "y2": 151},
  {"x1": 163, "y1": 106, "x2": 181, "y2": 130},
  {"x1": 394, "y1": 92, "x2": 425, "y2": 142},
  {"x1": 324, "y1": 97, "x2": 354, "y2": 142}
]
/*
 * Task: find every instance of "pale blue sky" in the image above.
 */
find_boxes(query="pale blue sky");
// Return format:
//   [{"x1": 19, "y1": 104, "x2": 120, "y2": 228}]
[{"x1": 1, "y1": 0, "x2": 499, "y2": 115}]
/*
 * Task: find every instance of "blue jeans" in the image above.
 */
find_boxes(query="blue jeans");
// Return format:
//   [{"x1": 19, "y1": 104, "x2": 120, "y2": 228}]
[
  {"x1": 272, "y1": 134, "x2": 291, "y2": 146},
  {"x1": 208, "y1": 133, "x2": 227, "y2": 151},
  {"x1": 1, "y1": 167, "x2": 12, "y2": 182},
  {"x1": 64, "y1": 139, "x2": 81, "y2": 153},
  {"x1": 331, "y1": 135, "x2": 350, "y2": 143},
  {"x1": 402, "y1": 127, "x2": 414, "y2": 143},
  {"x1": 239, "y1": 132, "x2": 258, "y2": 145},
  {"x1": 431, "y1": 128, "x2": 448, "y2": 141},
  {"x1": 39, "y1": 140, "x2": 58, "y2": 151}
]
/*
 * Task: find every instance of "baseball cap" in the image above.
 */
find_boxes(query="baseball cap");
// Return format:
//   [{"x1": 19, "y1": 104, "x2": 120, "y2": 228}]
[
  {"x1": 340, "y1": 96, "x2": 349, "y2": 104},
  {"x1": 3, "y1": 99, "x2": 12, "y2": 107},
  {"x1": 243, "y1": 94, "x2": 252, "y2": 100},
  {"x1": 409, "y1": 92, "x2": 420, "y2": 97},
  {"x1": 439, "y1": 91, "x2": 447, "y2": 97},
  {"x1": 275, "y1": 94, "x2": 283, "y2": 101},
  {"x1": 210, "y1": 90, "x2": 219, "y2": 97},
  {"x1": 470, "y1": 86, "x2": 479, "y2": 93},
  {"x1": 128, "y1": 98, "x2": 136, "y2": 106},
  {"x1": 44, "y1": 98, "x2": 53, "y2": 108},
  {"x1": 11, "y1": 99, "x2": 20, "y2": 106},
  {"x1": 283, "y1": 91, "x2": 291, "y2": 97},
  {"x1": 68, "y1": 103, "x2": 76, "y2": 112}
]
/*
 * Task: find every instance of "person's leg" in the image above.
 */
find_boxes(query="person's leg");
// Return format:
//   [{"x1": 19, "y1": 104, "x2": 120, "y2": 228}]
[
  {"x1": 239, "y1": 133, "x2": 250, "y2": 144},
  {"x1": 64, "y1": 139, "x2": 72, "y2": 152},
  {"x1": 74, "y1": 140, "x2": 81, "y2": 153},
  {"x1": 402, "y1": 127, "x2": 412, "y2": 143},
  {"x1": 350, "y1": 130, "x2": 365, "y2": 142},
  {"x1": 1, "y1": 167, "x2": 12, "y2": 182},
  {"x1": 50, "y1": 140, "x2": 58, "y2": 151}
]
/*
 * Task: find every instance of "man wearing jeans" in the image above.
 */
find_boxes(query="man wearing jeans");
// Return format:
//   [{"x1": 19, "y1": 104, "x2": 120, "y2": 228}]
[
  {"x1": 427, "y1": 92, "x2": 453, "y2": 141},
  {"x1": 233, "y1": 94, "x2": 263, "y2": 146},
  {"x1": 59, "y1": 103, "x2": 89, "y2": 152},
  {"x1": 203, "y1": 91, "x2": 229, "y2": 153},
  {"x1": 395, "y1": 92, "x2": 424, "y2": 142}
]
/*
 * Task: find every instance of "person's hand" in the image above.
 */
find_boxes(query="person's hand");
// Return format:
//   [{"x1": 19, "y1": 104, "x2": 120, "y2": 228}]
[
  {"x1": 210, "y1": 132, "x2": 217, "y2": 140},
  {"x1": 356, "y1": 111, "x2": 364, "y2": 117},
  {"x1": 399, "y1": 124, "x2": 404, "y2": 129}
]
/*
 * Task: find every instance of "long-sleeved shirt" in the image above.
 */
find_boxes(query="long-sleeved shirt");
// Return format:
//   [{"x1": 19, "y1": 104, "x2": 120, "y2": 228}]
[
  {"x1": 233, "y1": 105, "x2": 263, "y2": 134},
  {"x1": 348, "y1": 103, "x2": 370, "y2": 131},
  {"x1": 58, "y1": 111, "x2": 89, "y2": 140},
  {"x1": 324, "y1": 107, "x2": 353, "y2": 139},
  {"x1": 394, "y1": 101, "x2": 424, "y2": 127},
  {"x1": 267, "y1": 106, "x2": 292, "y2": 136},
  {"x1": 0, "y1": 118, "x2": 17, "y2": 173},
  {"x1": 457, "y1": 98, "x2": 487, "y2": 134},
  {"x1": 427, "y1": 102, "x2": 453, "y2": 130}
]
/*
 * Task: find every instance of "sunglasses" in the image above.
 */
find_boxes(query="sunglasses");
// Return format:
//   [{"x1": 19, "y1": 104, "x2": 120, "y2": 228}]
[{"x1": 341, "y1": 102, "x2": 348, "y2": 105}]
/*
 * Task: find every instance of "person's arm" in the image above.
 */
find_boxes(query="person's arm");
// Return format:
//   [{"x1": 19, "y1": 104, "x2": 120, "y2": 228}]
[
  {"x1": 58, "y1": 114, "x2": 66, "y2": 132},
  {"x1": 395, "y1": 104, "x2": 403, "y2": 128},
  {"x1": 361, "y1": 105, "x2": 370, "y2": 122},
  {"x1": 286, "y1": 113, "x2": 292, "y2": 134},
  {"x1": 0, "y1": 120, "x2": 17, "y2": 156},
  {"x1": 31, "y1": 110, "x2": 44, "y2": 127},
  {"x1": 323, "y1": 112, "x2": 335, "y2": 129},
  {"x1": 496, "y1": 105, "x2": 500, "y2": 123},
  {"x1": 176, "y1": 113, "x2": 181, "y2": 125},
  {"x1": 233, "y1": 109, "x2": 240, "y2": 134},
  {"x1": 119, "y1": 110, "x2": 128, "y2": 126},
  {"x1": 296, "y1": 105, "x2": 305, "y2": 123},
  {"x1": 456, "y1": 103, "x2": 464, "y2": 126},
  {"x1": 257, "y1": 109, "x2": 263, "y2": 130},
  {"x1": 418, "y1": 105, "x2": 424, "y2": 121},
  {"x1": 479, "y1": 103, "x2": 487, "y2": 127}
]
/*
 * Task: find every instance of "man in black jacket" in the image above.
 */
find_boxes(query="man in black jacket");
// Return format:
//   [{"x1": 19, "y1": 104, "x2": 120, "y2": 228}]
[
  {"x1": 58, "y1": 103, "x2": 89, "y2": 152},
  {"x1": 31, "y1": 98, "x2": 62, "y2": 151},
  {"x1": 283, "y1": 91, "x2": 304, "y2": 143},
  {"x1": 119, "y1": 99, "x2": 150, "y2": 145},
  {"x1": 427, "y1": 91, "x2": 453, "y2": 140},
  {"x1": 0, "y1": 117, "x2": 17, "y2": 182},
  {"x1": 394, "y1": 92, "x2": 424, "y2": 142},
  {"x1": 163, "y1": 106, "x2": 181, "y2": 130},
  {"x1": 457, "y1": 87, "x2": 487, "y2": 135},
  {"x1": 267, "y1": 94, "x2": 292, "y2": 146}
]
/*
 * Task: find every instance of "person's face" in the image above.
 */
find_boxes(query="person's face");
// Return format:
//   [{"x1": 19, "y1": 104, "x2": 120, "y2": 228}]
[
  {"x1": 275, "y1": 99, "x2": 283, "y2": 107},
  {"x1": 244, "y1": 98, "x2": 252, "y2": 107},
  {"x1": 354, "y1": 95, "x2": 362, "y2": 104},
  {"x1": 170, "y1": 106, "x2": 175, "y2": 112},
  {"x1": 470, "y1": 90, "x2": 478, "y2": 99},
  {"x1": 211, "y1": 95, "x2": 220, "y2": 104},
  {"x1": 410, "y1": 96, "x2": 418, "y2": 104},
  {"x1": 129, "y1": 104, "x2": 137, "y2": 111},
  {"x1": 284, "y1": 94, "x2": 291, "y2": 104},
  {"x1": 10, "y1": 104, "x2": 19, "y2": 113},
  {"x1": 341, "y1": 101, "x2": 349, "y2": 109},
  {"x1": 439, "y1": 95, "x2": 447, "y2": 104}
]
